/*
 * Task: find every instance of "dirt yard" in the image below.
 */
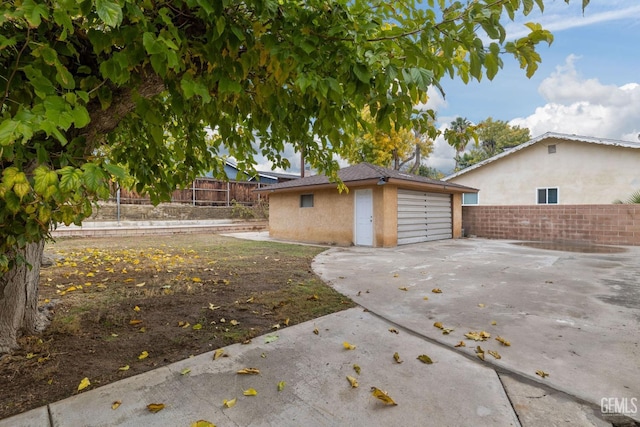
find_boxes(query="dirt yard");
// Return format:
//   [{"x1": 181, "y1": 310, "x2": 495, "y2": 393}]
[{"x1": 0, "y1": 234, "x2": 354, "y2": 419}]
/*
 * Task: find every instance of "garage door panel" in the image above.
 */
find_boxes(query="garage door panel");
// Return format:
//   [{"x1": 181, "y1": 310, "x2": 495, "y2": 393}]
[{"x1": 397, "y1": 189, "x2": 451, "y2": 245}]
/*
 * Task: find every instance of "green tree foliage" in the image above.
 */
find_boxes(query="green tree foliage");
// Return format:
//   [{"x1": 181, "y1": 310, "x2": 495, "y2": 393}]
[
  {"x1": 341, "y1": 107, "x2": 434, "y2": 171},
  {"x1": 444, "y1": 117, "x2": 478, "y2": 169},
  {"x1": 456, "y1": 117, "x2": 531, "y2": 170},
  {"x1": 0, "y1": 0, "x2": 588, "y2": 351}
]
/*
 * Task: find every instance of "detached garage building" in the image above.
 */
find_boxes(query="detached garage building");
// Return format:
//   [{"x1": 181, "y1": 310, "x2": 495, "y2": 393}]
[{"x1": 257, "y1": 163, "x2": 477, "y2": 247}]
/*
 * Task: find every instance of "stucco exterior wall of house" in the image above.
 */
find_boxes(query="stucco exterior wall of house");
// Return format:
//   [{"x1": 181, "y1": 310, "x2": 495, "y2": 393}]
[
  {"x1": 452, "y1": 193, "x2": 462, "y2": 238},
  {"x1": 376, "y1": 185, "x2": 398, "y2": 247},
  {"x1": 449, "y1": 138, "x2": 640, "y2": 205},
  {"x1": 268, "y1": 188, "x2": 355, "y2": 246}
]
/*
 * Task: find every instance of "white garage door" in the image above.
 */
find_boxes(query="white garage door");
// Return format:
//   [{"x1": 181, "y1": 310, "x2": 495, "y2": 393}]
[{"x1": 397, "y1": 189, "x2": 452, "y2": 245}]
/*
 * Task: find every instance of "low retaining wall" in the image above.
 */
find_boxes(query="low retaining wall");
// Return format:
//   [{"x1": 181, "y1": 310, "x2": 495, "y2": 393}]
[
  {"x1": 462, "y1": 205, "x2": 640, "y2": 246},
  {"x1": 90, "y1": 203, "x2": 236, "y2": 221}
]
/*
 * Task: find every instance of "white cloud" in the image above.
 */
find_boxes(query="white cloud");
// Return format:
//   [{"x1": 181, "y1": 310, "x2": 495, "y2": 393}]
[{"x1": 510, "y1": 56, "x2": 640, "y2": 141}]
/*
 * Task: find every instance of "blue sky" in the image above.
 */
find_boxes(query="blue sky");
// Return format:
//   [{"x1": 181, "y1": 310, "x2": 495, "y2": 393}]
[
  {"x1": 244, "y1": 1, "x2": 640, "y2": 175},
  {"x1": 427, "y1": 1, "x2": 640, "y2": 172}
]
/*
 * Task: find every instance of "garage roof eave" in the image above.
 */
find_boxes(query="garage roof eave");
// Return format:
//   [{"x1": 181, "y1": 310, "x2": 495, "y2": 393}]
[{"x1": 386, "y1": 178, "x2": 477, "y2": 194}]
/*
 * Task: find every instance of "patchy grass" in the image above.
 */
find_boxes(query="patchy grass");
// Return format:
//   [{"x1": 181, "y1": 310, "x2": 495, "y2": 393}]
[{"x1": 0, "y1": 234, "x2": 354, "y2": 419}]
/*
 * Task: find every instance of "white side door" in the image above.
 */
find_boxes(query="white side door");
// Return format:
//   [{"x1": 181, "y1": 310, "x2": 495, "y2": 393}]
[{"x1": 354, "y1": 189, "x2": 373, "y2": 246}]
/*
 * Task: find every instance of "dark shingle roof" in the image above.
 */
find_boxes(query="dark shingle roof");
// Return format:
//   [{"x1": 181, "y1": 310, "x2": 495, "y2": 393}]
[{"x1": 257, "y1": 163, "x2": 476, "y2": 192}]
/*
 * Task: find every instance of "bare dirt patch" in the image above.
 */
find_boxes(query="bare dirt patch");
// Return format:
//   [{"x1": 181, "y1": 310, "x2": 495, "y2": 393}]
[{"x1": 0, "y1": 234, "x2": 353, "y2": 419}]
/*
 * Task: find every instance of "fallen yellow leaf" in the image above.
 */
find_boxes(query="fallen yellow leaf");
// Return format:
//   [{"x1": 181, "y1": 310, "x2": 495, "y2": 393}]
[
  {"x1": 133, "y1": 306, "x2": 141, "y2": 312},
  {"x1": 478, "y1": 303, "x2": 485, "y2": 308},
  {"x1": 277, "y1": 381, "x2": 286, "y2": 392},
  {"x1": 243, "y1": 388, "x2": 258, "y2": 396},
  {"x1": 536, "y1": 370, "x2": 549, "y2": 378},
  {"x1": 388, "y1": 328, "x2": 399, "y2": 334},
  {"x1": 192, "y1": 277, "x2": 202, "y2": 282},
  {"x1": 353, "y1": 364, "x2": 361, "y2": 375},
  {"x1": 423, "y1": 296, "x2": 429, "y2": 300},
  {"x1": 431, "y1": 288, "x2": 442, "y2": 294},
  {"x1": 488, "y1": 350, "x2": 501, "y2": 360},
  {"x1": 147, "y1": 403, "x2": 165, "y2": 413},
  {"x1": 118, "y1": 365, "x2": 130, "y2": 371},
  {"x1": 454, "y1": 341, "x2": 466, "y2": 347},
  {"x1": 433, "y1": 322, "x2": 443, "y2": 329},
  {"x1": 230, "y1": 320, "x2": 239, "y2": 326},
  {"x1": 491, "y1": 320, "x2": 497, "y2": 325},
  {"x1": 346, "y1": 375, "x2": 359, "y2": 388},
  {"x1": 313, "y1": 328, "x2": 319, "y2": 335},
  {"x1": 371, "y1": 387, "x2": 398, "y2": 406},
  {"x1": 138, "y1": 351, "x2": 149, "y2": 360},
  {"x1": 135, "y1": 282, "x2": 145, "y2": 287},
  {"x1": 393, "y1": 352, "x2": 403, "y2": 364},
  {"x1": 495, "y1": 336, "x2": 511, "y2": 346},
  {"x1": 307, "y1": 294, "x2": 319, "y2": 301},
  {"x1": 213, "y1": 349, "x2": 225, "y2": 360},
  {"x1": 192, "y1": 323, "x2": 203, "y2": 330},
  {"x1": 191, "y1": 421, "x2": 216, "y2": 427},
  {"x1": 77, "y1": 377, "x2": 90, "y2": 391},
  {"x1": 475, "y1": 346, "x2": 485, "y2": 361},
  {"x1": 237, "y1": 368, "x2": 260, "y2": 375},
  {"x1": 129, "y1": 319, "x2": 143, "y2": 326},
  {"x1": 181, "y1": 368, "x2": 191, "y2": 376},
  {"x1": 417, "y1": 354, "x2": 433, "y2": 364},
  {"x1": 111, "y1": 401, "x2": 121, "y2": 410},
  {"x1": 223, "y1": 398, "x2": 237, "y2": 408},
  {"x1": 398, "y1": 287, "x2": 408, "y2": 291},
  {"x1": 343, "y1": 341, "x2": 356, "y2": 350}
]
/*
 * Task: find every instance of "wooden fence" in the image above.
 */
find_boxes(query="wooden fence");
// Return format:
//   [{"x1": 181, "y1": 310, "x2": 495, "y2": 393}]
[{"x1": 111, "y1": 178, "x2": 267, "y2": 206}]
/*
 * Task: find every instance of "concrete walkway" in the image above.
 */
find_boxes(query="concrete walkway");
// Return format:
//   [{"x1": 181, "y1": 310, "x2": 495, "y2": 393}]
[{"x1": 2, "y1": 235, "x2": 638, "y2": 426}]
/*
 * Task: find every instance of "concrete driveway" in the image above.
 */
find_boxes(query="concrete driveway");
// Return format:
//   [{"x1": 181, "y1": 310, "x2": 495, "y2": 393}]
[{"x1": 313, "y1": 238, "x2": 640, "y2": 424}]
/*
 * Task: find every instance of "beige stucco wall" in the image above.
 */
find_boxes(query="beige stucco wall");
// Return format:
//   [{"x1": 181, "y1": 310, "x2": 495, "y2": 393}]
[
  {"x1": 268, "y1": 188, "x2": 355, "y2": 246},
  {"x1": 268, "y1": 183, "x2": 464, "y2": 247},
  {"x1": 448, "y1": 138, "x2": 640, "y2": 205},
  {"x1": 452, "y1": 193, "x2": 462, "y2": 238}
]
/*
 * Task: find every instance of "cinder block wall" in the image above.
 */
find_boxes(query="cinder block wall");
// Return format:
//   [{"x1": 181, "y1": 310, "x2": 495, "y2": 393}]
[{"x1": 462, "y1": 205, "x2": 640, "y2": 246}]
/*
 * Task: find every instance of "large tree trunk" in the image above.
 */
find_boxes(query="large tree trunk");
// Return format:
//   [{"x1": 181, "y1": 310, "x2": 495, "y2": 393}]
[{"x1": 0, "y1": 240, "x2": 46, "y2": 354}]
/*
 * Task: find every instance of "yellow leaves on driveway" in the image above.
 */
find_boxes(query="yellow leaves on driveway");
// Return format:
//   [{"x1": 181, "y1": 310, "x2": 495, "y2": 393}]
[
  {"x1": 237, "y1": 368, "x2": 260, "y2": 375},
  {"x1": 536, "y1": 370, "x2": 549, "y2": 378},
  {"x1": 343, "y1": 341, "x2": 356, "y2": 350},
  {"x1": 495, "y1": 336, "x2": 511, "y2": 346},
  {"x1": 243, "y1": 388, "x2": 258, "y2": 396},
  {"x1": 147, "y1": 403, "x2": 165, "y2": 413},
  {"x1": 417, "y1": 354, "x2": 433, "y2": 364},
  {"x1": 346, "y1": 376, "x2": 359, "y2": 388},
  {"x1": 371, "y1": 387, "x2": 398, "y2": 406}
]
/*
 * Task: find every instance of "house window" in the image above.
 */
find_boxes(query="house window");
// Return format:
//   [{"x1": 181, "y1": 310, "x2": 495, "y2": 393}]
[
  {"x1": 300, "y1": 194, "x2": 314, "y2": 208},
  {"x1": 462, "y1": 193, "x2": 478, "y2": 205},
  {"x1": 537, "y1": 188, "x2": 558, "y2": 204},
  {"x1": 548, "y1": 144, "x2": 556, "y2": 154}
]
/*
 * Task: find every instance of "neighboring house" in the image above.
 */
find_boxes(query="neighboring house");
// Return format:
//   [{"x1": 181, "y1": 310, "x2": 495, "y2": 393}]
[
  {"x1": 444, "y1": 132, "x2": 640, "y2": 205},
  {"x1": 256, "y1": 163, "x2": 477, "y2": 247},
  {"x1": 220, "y1": 160, "x2": 300, "y2": 184}
]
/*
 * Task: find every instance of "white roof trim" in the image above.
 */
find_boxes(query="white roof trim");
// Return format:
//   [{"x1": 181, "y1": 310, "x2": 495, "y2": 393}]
[{"x1": 443, "y1": 132, "x2": 640, "y2": 181}]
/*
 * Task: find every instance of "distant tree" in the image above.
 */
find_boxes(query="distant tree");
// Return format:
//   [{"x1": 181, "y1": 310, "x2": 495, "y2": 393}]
[
  {"x1": 444, "y1": 117, "x2": 477, "y2": 170},
  {"x1": 456, "y1": 118, "x2": 531, "y2": 170},
  {"x1": 417, "y1": 165, "x2": 444, "y2": 180},
  {"x1": 342, "y1": 107, "x2": 434, "y2": 171}
]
